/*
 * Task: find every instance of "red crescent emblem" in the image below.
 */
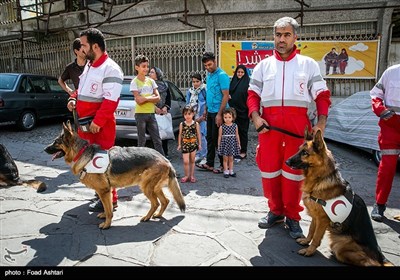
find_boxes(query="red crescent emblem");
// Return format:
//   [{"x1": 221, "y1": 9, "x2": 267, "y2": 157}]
[
  {"x1": 331, "y1": 200, "x2": 346, "y2": 215},
  {"x1": 92, "y1": 156, "x2": 103, "y2": 169}
]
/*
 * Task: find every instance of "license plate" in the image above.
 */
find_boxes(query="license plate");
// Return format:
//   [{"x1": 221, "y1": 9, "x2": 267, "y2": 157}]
[{"x1": 116, "y1": 110, "x2": 127, "y2": 116}]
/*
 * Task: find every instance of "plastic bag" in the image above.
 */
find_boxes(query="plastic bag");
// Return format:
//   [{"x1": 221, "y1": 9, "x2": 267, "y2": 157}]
[{"x1": 155, "y1": 113, "x2": 175, "y2": 140}]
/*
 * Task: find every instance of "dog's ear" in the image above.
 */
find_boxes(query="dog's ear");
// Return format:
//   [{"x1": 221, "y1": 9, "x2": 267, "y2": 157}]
[
  {"x1": 304, "y1": 126, "x2": 313, "y2": 140},
  {"x1": 313, "y1": 129, "x2": 326, "y2": 151},
  {"x1": 62, "y1": 121, "x2": 73, "y2": 136}
]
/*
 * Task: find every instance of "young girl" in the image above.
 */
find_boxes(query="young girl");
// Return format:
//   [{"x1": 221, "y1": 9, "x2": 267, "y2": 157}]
[
  {"x1": 177, "y1": 106, "x2": 202, "y2": 183},
  {"x1": 186, "y1": 73, "x2": 207, "y2": 164},
  {"x1": 218, "y1": 108, "x2": 241, "y2": 178}
]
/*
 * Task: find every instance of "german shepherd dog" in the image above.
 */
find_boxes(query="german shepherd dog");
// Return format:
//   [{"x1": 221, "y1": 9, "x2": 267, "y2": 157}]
[
  {"x1": 286, "y1": 129, "x2": 392, "y2": 266},
  {"x1": 0, "y1": 143, "x2": 46, "y2": 192},
  {"x1": 44, "y1": 121, "x2": 186, "y2": 229}
]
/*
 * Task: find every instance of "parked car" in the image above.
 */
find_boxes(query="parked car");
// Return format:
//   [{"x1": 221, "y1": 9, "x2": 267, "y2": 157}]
[
  {"x1": 115, "y1": 77, "x2": 186, "y2": 140},
  {"x1": 0, "y1": 73, "x2": 71, "y2": 131},
  {"x1": 324, "y1": 91, "x2": 382, "y2": 165}
]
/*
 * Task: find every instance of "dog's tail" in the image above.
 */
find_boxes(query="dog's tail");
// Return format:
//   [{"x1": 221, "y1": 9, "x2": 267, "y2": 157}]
[
  {"x1": 21, "y1": 180, "x2": 47, "y2": 193},
  {"x1": 168, "y1": 168, "x2": 186, "y2": 212}
]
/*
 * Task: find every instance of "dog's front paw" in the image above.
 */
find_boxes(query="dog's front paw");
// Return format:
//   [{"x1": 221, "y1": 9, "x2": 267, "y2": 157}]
[
  {"x1": 152, "y1": 212, "x2": 163, "y2": 219},
  {"x1": 97, "y1": 212, "x2": 106, "y2": 219},
  {"x1": 296, "y1": 237, "x2": 310, "y2": 246},
  {"x1": 298, "y1": 246, "x2": 317, "y2": 257},
  {"x1": 99, "y1": 221, "x2": 110, "y2": 230},
  {"x1": 140, "y1": 215, "x2": 151, "y2": 222}
]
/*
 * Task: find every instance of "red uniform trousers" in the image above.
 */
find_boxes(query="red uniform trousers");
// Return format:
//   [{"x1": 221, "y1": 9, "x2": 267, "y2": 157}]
[
  {"x1": 78, "y1": 120, "x2": 118, "y2": 203},
  {"x1": 256, "y1": 107, "x2": 310, "y2": 221},
  {"x1": 375, "y1": 115, "x2": 400, "y2": 205}
]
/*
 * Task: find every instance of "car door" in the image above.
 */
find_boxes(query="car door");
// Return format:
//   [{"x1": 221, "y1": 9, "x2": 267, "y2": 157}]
[
  {"x1": 45, "y1": 76, "x2": 70, "y2": 117},
  {"x1": 166, "y1": 81, "x2": 186, "y2": 132},
  {"x1": 24, "y1": 76, "x2": 50, "y2": 118}
]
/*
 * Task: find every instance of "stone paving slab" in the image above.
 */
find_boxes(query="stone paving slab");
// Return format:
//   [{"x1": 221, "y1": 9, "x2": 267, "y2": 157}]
[{"x1": 1, "y1": 124, "x2": 400, "y2": 270}]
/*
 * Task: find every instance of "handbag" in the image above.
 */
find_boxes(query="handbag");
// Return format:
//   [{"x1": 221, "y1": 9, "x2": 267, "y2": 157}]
[{"x1": 155, "y1": 113, "x2": 175, "y2": 140}]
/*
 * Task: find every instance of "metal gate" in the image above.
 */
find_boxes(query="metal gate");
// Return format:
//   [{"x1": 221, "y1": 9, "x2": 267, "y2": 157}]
[{"x1": 106, "y1": 30, "x2": 206, "y2": 90}]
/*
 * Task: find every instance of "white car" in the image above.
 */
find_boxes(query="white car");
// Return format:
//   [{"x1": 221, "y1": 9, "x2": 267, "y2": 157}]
[
  {"x1": 115, "y1": 77, "x2": 186, "y2": 140},
  {"x1": 324, "y1": 91, "x2": 382, "y2": 165}
]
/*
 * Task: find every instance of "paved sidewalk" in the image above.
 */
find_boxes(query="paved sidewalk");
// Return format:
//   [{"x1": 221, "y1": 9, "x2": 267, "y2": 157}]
[{"x1": 0, "y1": 125, "x2": 399, "y2": 268}]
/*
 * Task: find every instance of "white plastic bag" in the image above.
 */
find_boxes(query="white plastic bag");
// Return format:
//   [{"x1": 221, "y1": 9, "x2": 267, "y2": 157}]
[{"x1": 155, "y1": 113, "x2": 175, "y2": 140}]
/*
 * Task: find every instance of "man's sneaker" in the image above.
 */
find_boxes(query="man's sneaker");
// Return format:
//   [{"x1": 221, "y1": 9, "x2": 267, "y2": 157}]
[
  {"x1": 88, "y1": 199, "x2": 118, "y2": 212},
  {"x1": 285, "y1": 218, "x2": 305, "y2": 239},
  {"x1": 371, "y1": 203, "x2": 386, "y2": 222},
  {"x1": 258, "y1": 211, "x2": 285, "y2": 229}
]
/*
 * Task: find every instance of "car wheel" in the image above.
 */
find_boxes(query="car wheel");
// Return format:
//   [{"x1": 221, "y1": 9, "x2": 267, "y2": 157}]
[
  {"x1": 17, "y1": 111, "x2": 36, "y2": 131},
  {"x1": 372, "y1": 150, "x2": 382, "y2": 166}
]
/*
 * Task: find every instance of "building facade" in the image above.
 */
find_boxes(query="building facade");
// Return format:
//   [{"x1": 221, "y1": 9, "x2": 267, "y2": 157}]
[{"x1": 0, "y1": 0, "x2": 399, "y2": 96}]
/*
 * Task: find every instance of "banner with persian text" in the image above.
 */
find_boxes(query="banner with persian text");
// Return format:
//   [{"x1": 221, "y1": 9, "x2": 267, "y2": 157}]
[{"x1": 219, "y1": 40, "x2": 379, "y2": 79}]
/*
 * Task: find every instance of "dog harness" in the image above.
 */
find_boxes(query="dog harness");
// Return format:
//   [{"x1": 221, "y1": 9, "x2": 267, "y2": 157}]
[
  {"x1": 310, "y1": 187, "x2": 354, "y2": 224},
  {"x1": 84, "y1": 150, "x2": 110, "y2": 173}
]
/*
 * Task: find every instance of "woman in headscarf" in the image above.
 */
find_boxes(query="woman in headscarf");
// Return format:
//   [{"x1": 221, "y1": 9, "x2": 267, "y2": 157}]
[
  {"x1": 149, "y1": 67, "x2": 172, "y2": 157},
  {"x1": 228, "y1": 65, "x2": 250, "y2": 160}
]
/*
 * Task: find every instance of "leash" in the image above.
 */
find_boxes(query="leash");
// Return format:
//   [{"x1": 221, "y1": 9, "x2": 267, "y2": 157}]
[
  {"x1": 256, "y1": 123, "x2": 304, "y2": 139},
  {"x1": 72, "y1": 109, "x2": 79, "y2": 132}
]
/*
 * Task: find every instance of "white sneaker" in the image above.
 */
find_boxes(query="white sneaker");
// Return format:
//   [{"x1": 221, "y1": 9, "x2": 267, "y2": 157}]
[
  {"x1": 195, "y1": 156, "x2": 201, "y2": 163},
  {"x1": 199, "y1": 158, "x2": 207, "y2": 165}
]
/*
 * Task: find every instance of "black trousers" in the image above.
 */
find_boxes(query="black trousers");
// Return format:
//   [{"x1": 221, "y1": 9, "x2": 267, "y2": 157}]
[
  {"x1": 206, "y1": 112, "x2": 223, "y2": 168},
  {"x1": 235, "y1": 113, "x2": 250, "y2": 154}
]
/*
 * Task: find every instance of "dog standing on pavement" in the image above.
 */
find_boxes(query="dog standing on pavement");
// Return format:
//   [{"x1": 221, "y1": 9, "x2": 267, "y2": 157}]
[
  {"x1": 286, "y1": 129, "x2": 392, "y2": 266},
  {"x1": 44, "y1": 121, "x2": 186, "y2": 229},
  {"x1": 0, "y1": 143, "x2": 46, "y2": 192}
]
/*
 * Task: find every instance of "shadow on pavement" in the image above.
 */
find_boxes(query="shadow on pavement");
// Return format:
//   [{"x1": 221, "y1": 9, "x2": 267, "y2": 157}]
[
  {"x1": 250, "y1": 226, "x2": 341, "y2": 266},
  {"x1": 22, "y1": 203, "x2": 184, "y2": 266}
]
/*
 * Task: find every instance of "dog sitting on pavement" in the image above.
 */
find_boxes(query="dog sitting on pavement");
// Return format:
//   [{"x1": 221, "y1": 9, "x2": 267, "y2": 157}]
[
  {"x1": 286, "y1": 129, "x2": 392, "y2": 266},
  {"x1": 0, "y1": 143, "x2": 46, "y2": 192},
  {"x1": 44, "y1": 121, "x2": 186, "y2": 229}
]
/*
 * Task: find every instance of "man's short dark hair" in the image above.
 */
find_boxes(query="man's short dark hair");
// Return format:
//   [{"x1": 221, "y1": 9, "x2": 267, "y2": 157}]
[
  {"x1": 80, "y1": 28, "x2": 106, "y2": 52},
  {"x1": 72, "y1": 38, "x2": 81, "y2": 51},
  {"x1": 202, "y1": 52, "x2": 215, "y2": 63}
]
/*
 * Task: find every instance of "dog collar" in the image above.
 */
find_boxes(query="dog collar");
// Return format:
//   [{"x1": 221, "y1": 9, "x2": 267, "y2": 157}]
[{"x1": 73, "y1": 144, "x2": 89, "y2": 162}]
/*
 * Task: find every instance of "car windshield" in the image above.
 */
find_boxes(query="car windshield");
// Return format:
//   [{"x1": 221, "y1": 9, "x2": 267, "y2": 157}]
[
  {"x1": 0, "y1": 74, "x2": 18, "y2": 90},
  {"x1": 120, "y1": 80, "x2": 134, "y2": 101}
]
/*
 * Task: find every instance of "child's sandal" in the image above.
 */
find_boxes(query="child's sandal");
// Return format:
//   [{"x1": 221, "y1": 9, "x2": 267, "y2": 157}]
[{"x1": 181, "y1": 177, "x2": 189, "y2": 183}]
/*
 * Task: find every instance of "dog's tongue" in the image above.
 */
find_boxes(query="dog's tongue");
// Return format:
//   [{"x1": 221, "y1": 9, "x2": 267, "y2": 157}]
[{"x1": 51, "y1": 151, "x2": 62, "y2": 161}]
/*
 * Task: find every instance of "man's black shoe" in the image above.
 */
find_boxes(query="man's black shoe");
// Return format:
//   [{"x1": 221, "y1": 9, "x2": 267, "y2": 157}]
[
  {"x1": 285, "y1": 218, "x2": 305, "y2": 239},
  {"x1": 371, "y1": 203, "x2": 386, "y2": 222},
  {"x1": 88, "y1": 199, "x2": 118, "y2": 212},
  {"x1": 258, "y1": 211, "x2": 285, "y2": 229}
]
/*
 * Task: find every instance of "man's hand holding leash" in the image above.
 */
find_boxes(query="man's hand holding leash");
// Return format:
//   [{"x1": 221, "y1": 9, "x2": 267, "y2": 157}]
[{"x1": 251, "y1": 111, "x2": 269, "y2": 134}]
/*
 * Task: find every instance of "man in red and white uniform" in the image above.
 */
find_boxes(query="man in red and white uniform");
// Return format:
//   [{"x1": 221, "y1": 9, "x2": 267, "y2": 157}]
[
  {"x1": 68, "y1": 28, "x2": 123, "y2": 212},
  {"x1": 370, "y1": 64, "x2": 400, "y2": 222},
  {"x1": 247, "y1": 17, "x2": 331, "y2": 239}
]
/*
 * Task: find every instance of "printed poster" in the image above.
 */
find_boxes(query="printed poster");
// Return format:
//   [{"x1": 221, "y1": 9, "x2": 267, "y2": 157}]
[{"x1": 219, "y1": 40, "x2": 379, "y2": 79}]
